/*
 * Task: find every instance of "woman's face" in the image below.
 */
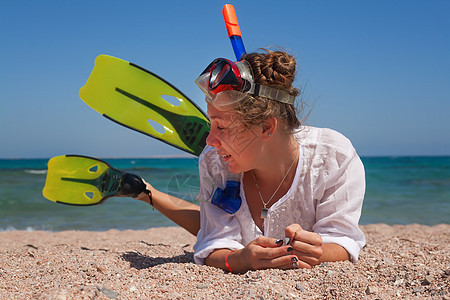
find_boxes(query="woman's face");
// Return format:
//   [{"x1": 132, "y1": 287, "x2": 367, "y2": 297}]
[{"x1": 206, "y1": 103, "x2": 263, "y2": 174}]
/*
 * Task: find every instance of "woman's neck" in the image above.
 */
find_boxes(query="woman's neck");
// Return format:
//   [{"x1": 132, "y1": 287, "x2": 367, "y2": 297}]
[{"x1": 250, "y1": 134, "x2": 298, "y2": 187}]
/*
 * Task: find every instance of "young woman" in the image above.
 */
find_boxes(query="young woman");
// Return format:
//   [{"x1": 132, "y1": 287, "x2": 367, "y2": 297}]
[{"x1": 138, "y1": 49, "x2": 365, "y2": 273}]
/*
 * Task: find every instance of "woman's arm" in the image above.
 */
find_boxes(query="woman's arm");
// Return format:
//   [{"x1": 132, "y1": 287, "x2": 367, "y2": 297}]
[
  {"x1": 320, "y1": 243, "x2": 349, "y2": 263},
  {"x1": 309, "y1": 130, "x2": 366, "y2": 262},
  {"x1": 136, "y1": 181, "x2": 200, "y2": 236}
]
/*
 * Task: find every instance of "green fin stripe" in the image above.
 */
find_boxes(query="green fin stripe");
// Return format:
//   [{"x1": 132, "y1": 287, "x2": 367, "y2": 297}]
[
  {"x1": 101, "y1": 113, "x2": 199, "y2": 155},
  {"x1": 110, "y1": 88, "x2": 208, "y2": 156},
  {"x1": 129, "y1": 62, "x2": 209, "y2": 120}
]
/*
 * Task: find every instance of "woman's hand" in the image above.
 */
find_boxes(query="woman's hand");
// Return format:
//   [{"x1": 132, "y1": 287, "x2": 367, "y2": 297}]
[
  {"x1": 284, "y1": 224, "x2": 323, "y2": 269},
  {"x1": 134, "y1": 179, "x2": 153, "y2": 204},
  {"x1": 240, "y1": 236, "x2": 299, "y2": 270},
  {"x1": 208, "y1": 236, "x2": 300, "y2": 273}
]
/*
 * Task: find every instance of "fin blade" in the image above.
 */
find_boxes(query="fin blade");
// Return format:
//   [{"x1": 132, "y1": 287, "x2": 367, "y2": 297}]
[
  {"x1": 79, "y1": 55, "x2": 210, "y2": 156},
  {"x1": 42, "y1": 155, "x2": 112, "y2": 205}
]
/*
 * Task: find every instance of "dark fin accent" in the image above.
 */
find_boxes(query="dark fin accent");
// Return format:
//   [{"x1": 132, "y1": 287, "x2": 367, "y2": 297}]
[
  {"x1": 55, "y1": 200, "x2": 104, "y2": 206},
  {"x1": 103, "y1": 113, "x2": 199, "y2": 156},
  {"x1": 114, "y1": 173, "x2": 146, "y2": 198},
  {"x1": 198, "y1": 131, "x2": 209, "y2": 149}
]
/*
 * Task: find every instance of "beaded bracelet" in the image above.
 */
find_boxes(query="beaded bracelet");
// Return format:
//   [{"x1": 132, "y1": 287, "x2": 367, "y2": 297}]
[{"x1": 225, "y1": 250, "x2": 236, "y2": 273}]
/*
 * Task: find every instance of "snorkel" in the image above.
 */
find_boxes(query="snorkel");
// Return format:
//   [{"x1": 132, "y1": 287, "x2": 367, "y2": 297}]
[
  {"x1": 201, "y1": 4, "x2": 246, "y2": 214},
  {"x1": 223, "y1": 4, "x2": 247, "y2": 61}
]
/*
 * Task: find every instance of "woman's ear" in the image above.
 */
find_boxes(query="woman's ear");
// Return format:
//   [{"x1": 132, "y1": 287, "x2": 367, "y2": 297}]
[{"x1": 261, "y1": 117, "x2": 277, "y2": 138}]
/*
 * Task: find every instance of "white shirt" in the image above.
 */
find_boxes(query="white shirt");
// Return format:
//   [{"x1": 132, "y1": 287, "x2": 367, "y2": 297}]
[{"x1": 193, "y1": 126, "x2": 366, "y2": 264}]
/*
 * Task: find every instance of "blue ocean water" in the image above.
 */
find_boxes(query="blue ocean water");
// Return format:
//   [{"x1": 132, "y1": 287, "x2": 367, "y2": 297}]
[{"x1": 0, "y1": 156, "x2": 448, "y2": 231}]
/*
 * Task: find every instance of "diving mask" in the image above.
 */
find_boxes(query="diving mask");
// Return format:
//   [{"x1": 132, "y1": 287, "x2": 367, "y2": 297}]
[{"x1": 195, "y1": 58, "x2": 295, "y2": 109}]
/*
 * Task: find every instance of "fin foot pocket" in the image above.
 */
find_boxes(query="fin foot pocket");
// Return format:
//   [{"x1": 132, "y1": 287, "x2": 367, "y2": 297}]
[{"x1": 115, "y1": 173, "x2": 147, "y2": 198}]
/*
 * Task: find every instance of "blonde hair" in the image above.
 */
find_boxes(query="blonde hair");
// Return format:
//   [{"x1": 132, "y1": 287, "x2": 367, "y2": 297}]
[{"x1": 236, "y1": 48, "x2": 302, "y2": 134}]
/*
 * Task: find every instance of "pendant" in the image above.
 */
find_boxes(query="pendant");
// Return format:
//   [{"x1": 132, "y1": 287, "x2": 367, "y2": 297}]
[{"x1": 261, "y1": 207, "x2": 268, "y2": 219}]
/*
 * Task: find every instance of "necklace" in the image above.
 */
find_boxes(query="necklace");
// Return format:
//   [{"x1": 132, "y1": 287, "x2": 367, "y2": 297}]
[{"x1": 252, "y1": 153, "x2": 298, "y2": 219}]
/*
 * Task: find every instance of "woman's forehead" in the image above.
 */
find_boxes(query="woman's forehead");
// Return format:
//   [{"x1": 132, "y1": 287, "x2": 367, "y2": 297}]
[{"x1": 207, "y1": 103, "x2": 238, "y2": 121}]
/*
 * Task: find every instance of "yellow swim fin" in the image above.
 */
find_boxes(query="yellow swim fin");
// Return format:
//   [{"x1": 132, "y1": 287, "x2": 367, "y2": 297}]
[
  {"x1": 79, "y1": 55, "x2": 210, "y2": 156},
  {"x1": 43, "y1": 155, "x2": 147, "y2": 206}
]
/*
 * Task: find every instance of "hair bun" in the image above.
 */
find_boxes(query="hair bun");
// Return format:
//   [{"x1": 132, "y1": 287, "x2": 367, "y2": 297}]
[{"x1": 243, "y1": 48, "x2": 298, "y2": 97}]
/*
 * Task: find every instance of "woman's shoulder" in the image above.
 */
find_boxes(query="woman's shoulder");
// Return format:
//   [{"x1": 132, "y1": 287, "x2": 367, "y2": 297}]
[
  {"x1": 295, "y1": 126, "x2": 359, "y2": 170},
  {"x1": 296, "y1": 126, "x2": 356, "y2": 154}
]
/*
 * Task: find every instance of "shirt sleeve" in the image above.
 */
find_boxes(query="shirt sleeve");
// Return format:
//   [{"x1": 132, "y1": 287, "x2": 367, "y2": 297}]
[
  {"x1": 193, "y1": 146, "x2": 244, "y2": 265},
  {"x1": 193, "y1": 202, "x2": 244, "y2": 265},
  {"x1": 311, "y1": 129, "x2": 366, "y2": 262}
]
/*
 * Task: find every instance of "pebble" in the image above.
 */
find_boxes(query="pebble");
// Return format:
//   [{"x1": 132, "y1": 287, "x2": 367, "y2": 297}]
[
  {"x1": 197, "y1": 283, "x2": 208, "y2": 289},
  {"x1": 365, "y1": 286, "x2": 378, "y2": 295},
  {"x1": 95, "y1": 265, "x2": 106, "y2": 273},
  {"x1": 97, "y1": 286, "x2": 119, "y2": 299},
  {"x1": 423, "y1": 275, "x2": 433, "y2": 285},
  {"x1": 295, "y1": 283, "x2": 304, "y2": 292},
  {"x1": 382, "y1": 257, "x2": 393, "y2": 264},
  {"x1": 57, "y1": 292, "x2": 67, "y2": 300}
]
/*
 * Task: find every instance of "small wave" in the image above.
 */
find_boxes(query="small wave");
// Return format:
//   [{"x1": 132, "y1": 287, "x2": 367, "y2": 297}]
[
  {"x1": 0, "y1": 225, "x2": 18, "y2": 232},
  {"x1": 25, "y1": 169, "x2": 47, "y2": 175},
  {"x1": 0, "y1": 226, "x2": 52, "y2": 232}
]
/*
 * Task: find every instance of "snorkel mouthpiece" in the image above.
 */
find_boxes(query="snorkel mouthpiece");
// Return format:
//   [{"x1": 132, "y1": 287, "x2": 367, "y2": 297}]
[{"x1": 211, "y1": 180, "x2": 242, "y2": 214}]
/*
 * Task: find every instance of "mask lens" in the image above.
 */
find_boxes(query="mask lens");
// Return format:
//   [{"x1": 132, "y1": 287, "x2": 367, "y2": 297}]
[
  {"x1": 211, "y1": 63, "x2": 231, "y2": 90},
  {"x1": 195, "y1": 58, "x2": 255, "y2": 106}
]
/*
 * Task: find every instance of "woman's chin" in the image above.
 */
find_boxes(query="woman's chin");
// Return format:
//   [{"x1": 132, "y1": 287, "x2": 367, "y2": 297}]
[{"x1": 226, "y1": 162, "x2": 242, "y2": 174}]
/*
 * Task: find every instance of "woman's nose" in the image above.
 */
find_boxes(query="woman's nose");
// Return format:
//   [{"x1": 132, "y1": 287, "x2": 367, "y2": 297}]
[{"x1": 206, "y1": 129, "x2": 220, "y2": 147}]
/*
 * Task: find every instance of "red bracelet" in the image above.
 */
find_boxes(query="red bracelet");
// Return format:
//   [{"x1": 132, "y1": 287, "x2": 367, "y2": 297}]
[{"x1": 225, "y1": 250, "x2": 236, "y2": 273}]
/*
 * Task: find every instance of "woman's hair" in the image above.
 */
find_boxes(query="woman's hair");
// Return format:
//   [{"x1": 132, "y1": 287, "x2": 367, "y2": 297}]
[{"x1": 236, "y1": 48, "x2": 302, "y2": 134}]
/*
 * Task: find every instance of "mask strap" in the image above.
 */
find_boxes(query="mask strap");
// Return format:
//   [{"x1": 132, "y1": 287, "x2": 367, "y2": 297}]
[{"x1": 254, "y1": 84, "x2": 295, "y2": 105}]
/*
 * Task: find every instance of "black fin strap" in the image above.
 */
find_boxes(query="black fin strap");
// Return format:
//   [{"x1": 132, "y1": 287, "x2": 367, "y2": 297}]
[{"x1": 146, "y1": 189, "x2": 154, "y2": 209}]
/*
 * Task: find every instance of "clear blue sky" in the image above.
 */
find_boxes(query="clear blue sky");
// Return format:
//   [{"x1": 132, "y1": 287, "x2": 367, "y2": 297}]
[{"x1": 1, "y1": 0, "x2": 449, "y2": 158}]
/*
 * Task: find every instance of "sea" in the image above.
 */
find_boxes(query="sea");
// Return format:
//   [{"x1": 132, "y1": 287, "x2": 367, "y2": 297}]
[{"x1": 0, "y1": 156, "x2": 449, "y2": 232}]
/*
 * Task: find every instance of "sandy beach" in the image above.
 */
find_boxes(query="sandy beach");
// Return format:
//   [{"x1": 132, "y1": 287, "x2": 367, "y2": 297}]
[{"x1": 0, "y1": 224, "x2": 448, "y2": 299}]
